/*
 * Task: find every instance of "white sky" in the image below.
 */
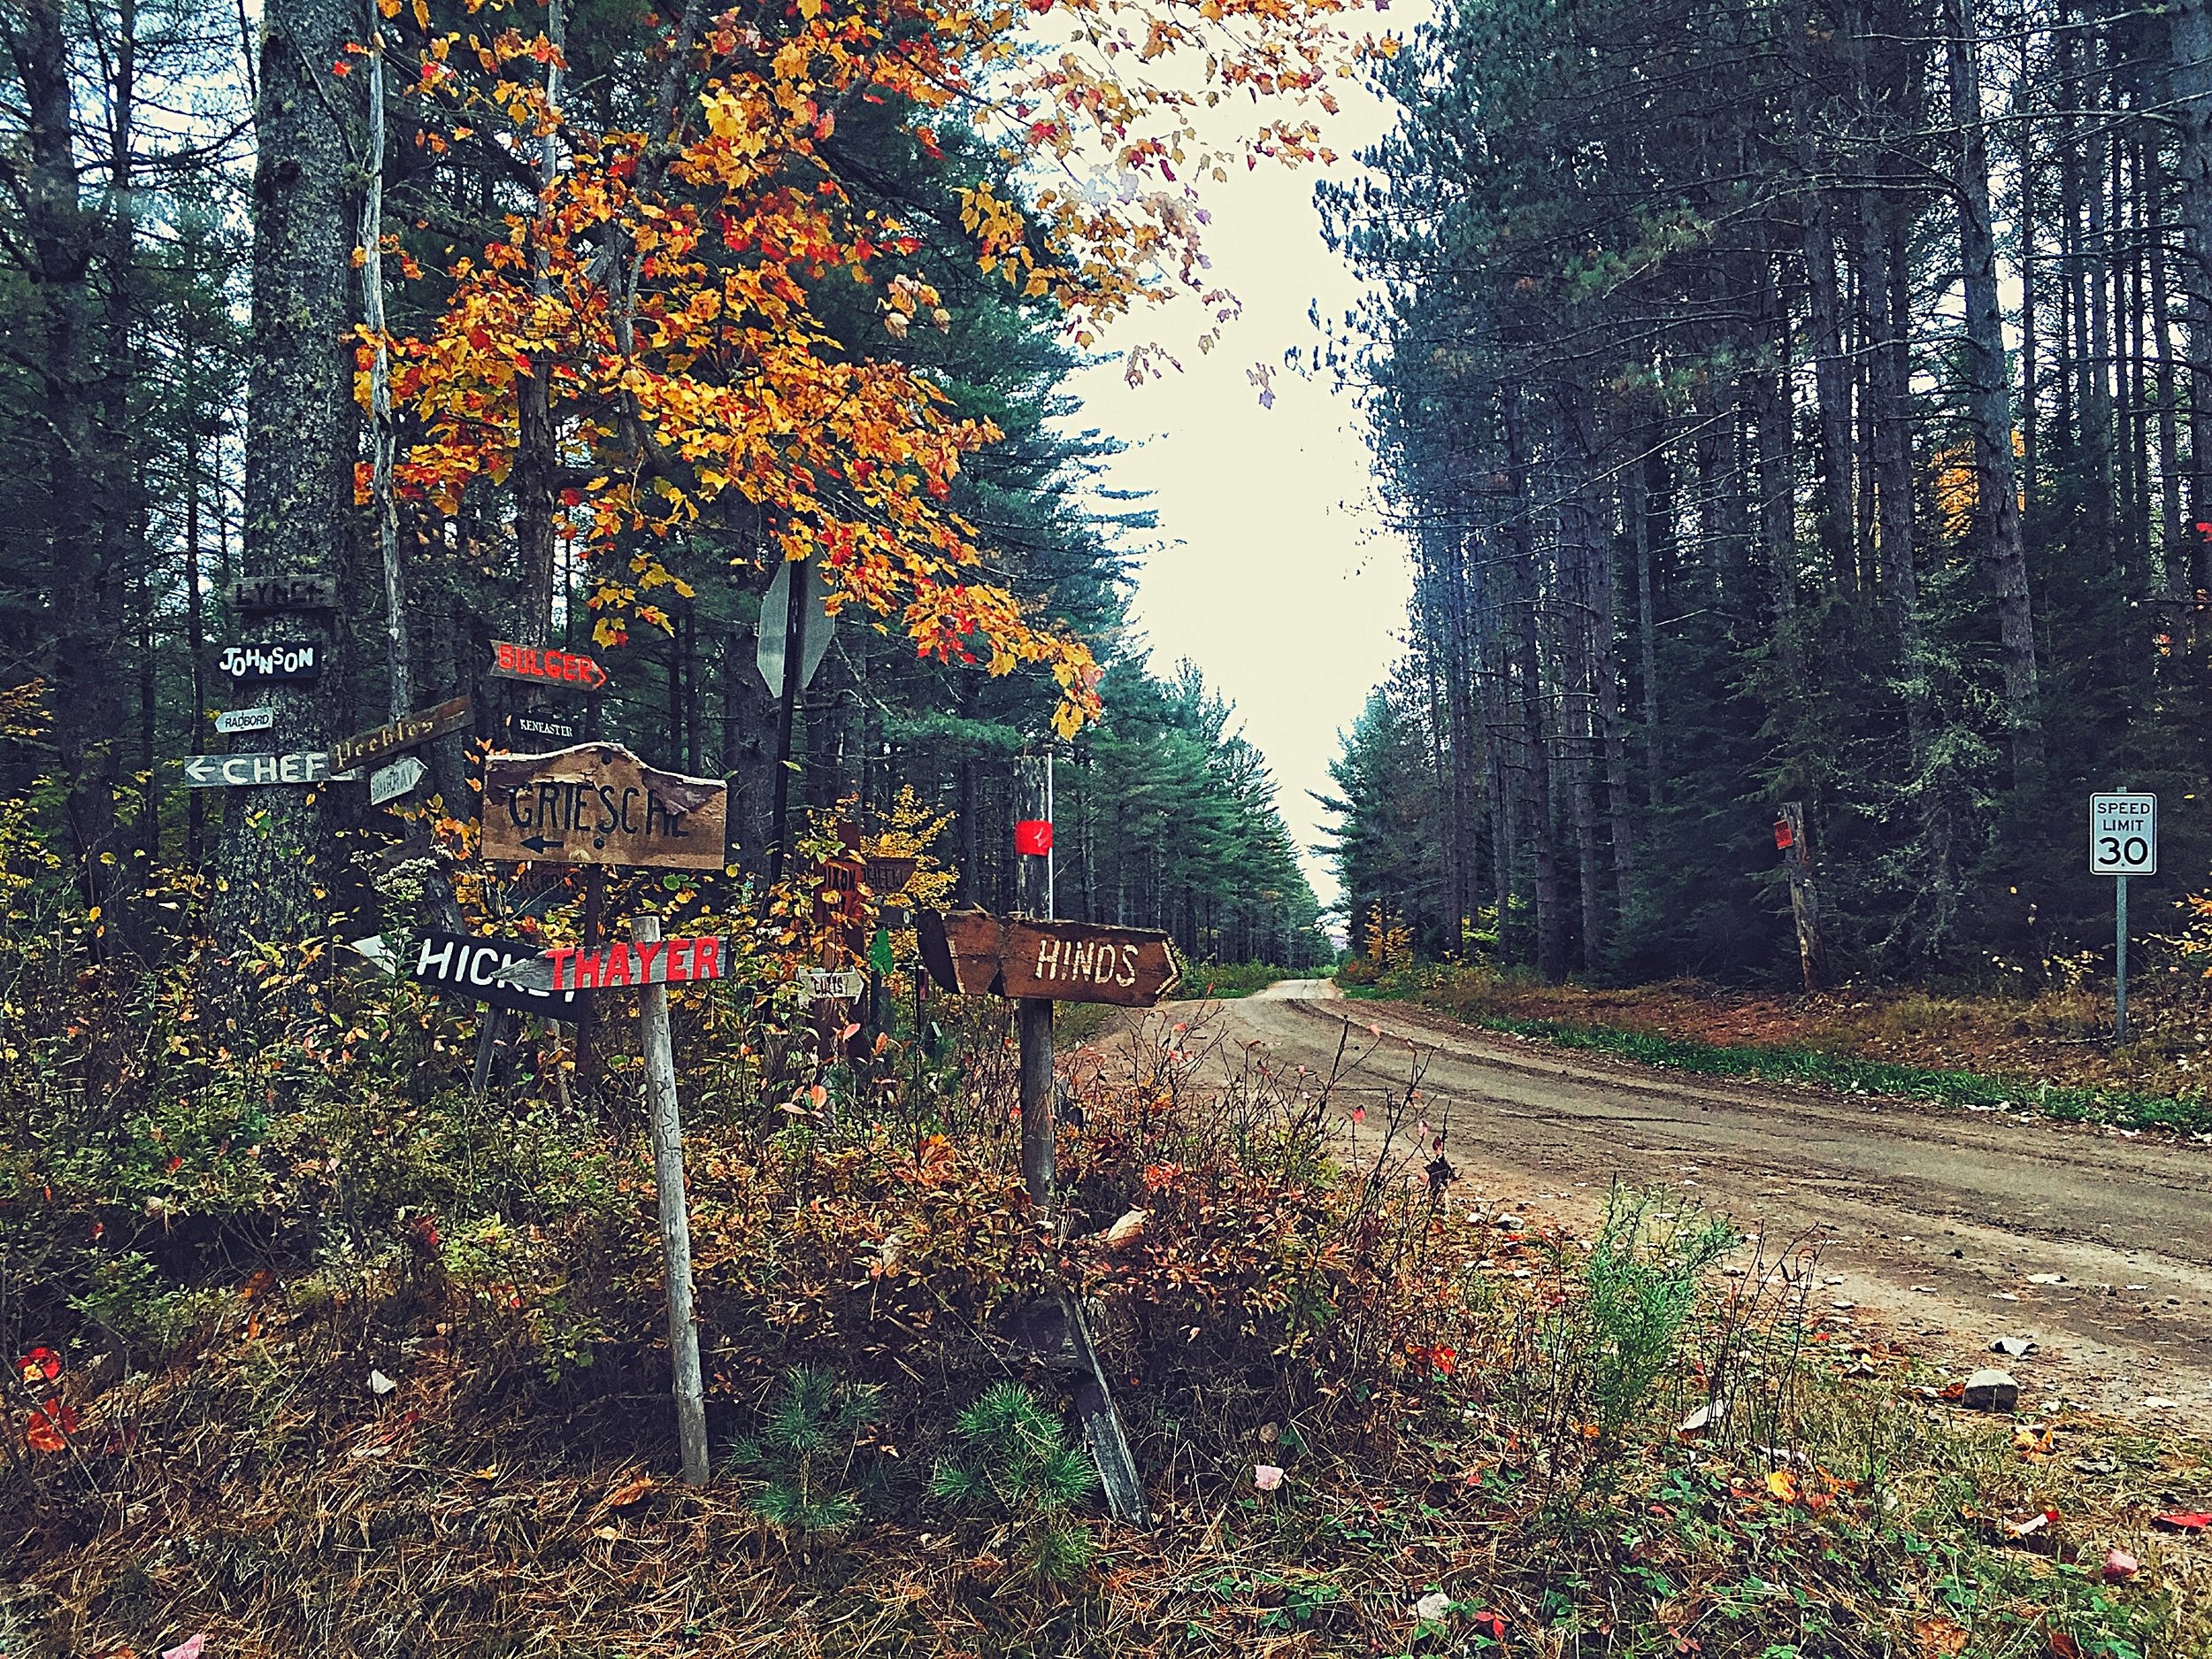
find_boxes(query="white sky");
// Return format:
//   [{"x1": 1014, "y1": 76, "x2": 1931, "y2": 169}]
[{"x1": 1055, "y1": 73, "x2": 1413, "y2": 916}]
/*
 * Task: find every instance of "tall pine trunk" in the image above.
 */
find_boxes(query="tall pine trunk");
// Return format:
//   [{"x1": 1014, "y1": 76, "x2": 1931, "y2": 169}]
[{"x1": 1949, "y1": 0, "x2": 2045, "y2": 776}]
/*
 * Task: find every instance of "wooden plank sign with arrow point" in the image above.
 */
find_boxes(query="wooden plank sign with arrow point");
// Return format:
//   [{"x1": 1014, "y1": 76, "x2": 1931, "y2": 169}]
[
  {"x1": 331, "y1": 695, "x2": 472, "y2": 772},
  {"x1": 488, "y1": 933, "x2": 726, "y2": 995},
  {"x1": 369, "y1": 757, "x2": 427, "y2": 806},
  {"x1": 184, "y1": 752, "x2": 347, "y2": 787},
  {"x1": 407, "y1": 930, "x2": 589, "y2": 1017},
  {"x1": 488, "y1": 640, "x2": 607, "y2": 692},
  {"x1": 481, "y1": 744, "x2": 727, "y2": 870},
  {"x1": 915, "y1": 911, "x2": 1180, "y2": 1008}
]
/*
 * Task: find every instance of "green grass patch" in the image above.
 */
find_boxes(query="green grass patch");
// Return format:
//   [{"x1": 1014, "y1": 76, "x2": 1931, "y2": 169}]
[{"x1": 1344, "y1": 979, "x2": 2212, "y2": 1137}]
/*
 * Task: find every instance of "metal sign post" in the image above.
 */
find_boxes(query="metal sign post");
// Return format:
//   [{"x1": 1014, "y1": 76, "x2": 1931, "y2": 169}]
[{"x1": 2089, "y1": 792, "x2": 2157, "y2": 1044}]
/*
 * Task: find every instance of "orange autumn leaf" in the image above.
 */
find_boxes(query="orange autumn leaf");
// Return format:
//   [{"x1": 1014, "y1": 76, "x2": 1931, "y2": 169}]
[{"x1": 360, "y1": 0, "x2": 1365, "y2": 738}]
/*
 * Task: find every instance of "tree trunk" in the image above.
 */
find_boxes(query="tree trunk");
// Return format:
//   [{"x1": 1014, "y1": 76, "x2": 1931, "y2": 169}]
[
  {"x1": 2149, "y1": 140, "x2": 2187, "y2": 600},
  {"x1": 213, "y1": 0, "x2": 357, "y2": 957},
  {"x1": 4, "y1": 0, "x2": 130, "y2": 934},
  {"x1": 1802, "y1": 183, "x2": 1857, "y2": 592},
  {"x1": 2177, "y1": 0, "x2": 2212, "y2": 599},
  {"x1": 1502, "y1": 395, "x2": 1566, "y2": 983},
  {"x1": 1949, "y1": 0, "x2": 2045, "y2": 777}
]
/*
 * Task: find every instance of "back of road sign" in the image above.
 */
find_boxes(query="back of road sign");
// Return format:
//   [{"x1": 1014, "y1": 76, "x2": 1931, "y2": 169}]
[
  {"x1": 757, "y1": 555, "x2": 833, "y2": 695},
  {"x1": 2089, "y1": 793, "x2": 2156, "y2": 876}
]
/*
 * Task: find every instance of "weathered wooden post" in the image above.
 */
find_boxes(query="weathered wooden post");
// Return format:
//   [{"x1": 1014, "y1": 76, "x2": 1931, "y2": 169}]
[
  {"x1": 1776, "y1": 802, "x2": 1827, "y2": 994},
  {"x1": 634, "y1": 913, "x2": 710, "y2": 1485},
  {"x1": 916, "y1": 893, "x2": 1175, "y2": 1526},
  {"x1": 1016, "y1": 755, "x2": 1056, "y2": 1203}
]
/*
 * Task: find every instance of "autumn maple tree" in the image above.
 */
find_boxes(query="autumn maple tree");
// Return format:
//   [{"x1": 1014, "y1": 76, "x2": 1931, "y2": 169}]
[{"x1": 363, "y1": 0, "x2": 1372, "y2": 736}]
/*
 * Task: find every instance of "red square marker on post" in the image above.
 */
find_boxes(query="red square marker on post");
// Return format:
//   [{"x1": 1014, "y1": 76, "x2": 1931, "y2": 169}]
[{"x1": 1015, "y1": 818, "x2": 1053, "y2": 856}]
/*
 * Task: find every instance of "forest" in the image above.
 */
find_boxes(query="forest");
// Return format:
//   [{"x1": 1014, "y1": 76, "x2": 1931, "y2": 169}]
[
  {"x1": 0, "y1": 0, "x2": 1325, "y2": 974},
  {"x1": 1323, "y1": 0, "x2": 2212, "y2": 988}
]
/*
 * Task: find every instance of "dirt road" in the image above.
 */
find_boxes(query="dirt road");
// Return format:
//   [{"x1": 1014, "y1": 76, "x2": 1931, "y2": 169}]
[{"x1": 1130, "y1": 979, "x2": 2212, "y2": 1420}]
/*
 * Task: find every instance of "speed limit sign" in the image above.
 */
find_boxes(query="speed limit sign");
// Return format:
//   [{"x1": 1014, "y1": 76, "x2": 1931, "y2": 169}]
[{"x1": 2089, "y1": 793, "x2": 2156, "y2": 876}]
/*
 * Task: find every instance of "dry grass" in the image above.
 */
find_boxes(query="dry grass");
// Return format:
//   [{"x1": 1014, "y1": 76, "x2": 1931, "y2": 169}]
[{"x1": 4, "y1": 1012, "x2": 2205, "y2": 1659}]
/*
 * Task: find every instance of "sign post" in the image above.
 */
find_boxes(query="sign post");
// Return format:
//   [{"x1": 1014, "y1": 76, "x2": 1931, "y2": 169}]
[
  {"x1": 2089, "y1": 792, "x2": 2156, "y2": 1043},
  {"x1": 634, "y1": 914, "x2": 710, "y2": 1486},
  {"x1": 1014, "y1": 758, "x2": 1056, "y2": 1206},
  {"x1": 902, "y1": 761, "x2": 1162, "y2": 1527}
]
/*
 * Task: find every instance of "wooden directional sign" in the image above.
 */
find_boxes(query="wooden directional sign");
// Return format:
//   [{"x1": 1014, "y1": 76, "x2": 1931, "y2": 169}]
[
  {"x1": 864, "y1": 854, "x2": 918, "y2": 895},
  {"x1": 481, "y1": 743, "x2": 727, "y2": 869},
  {"x1": 230, "y1": 573, "x2": 335, "y2": 611},
  {"x1": 802, "y1": 967, "x2": 867, "y2": 1000},
  {"x1": 219, "y1": 641, "x2": 321, "y2": 682},
  {"x1": 369, "y1": 756, "x2": 428, "y2": 806},
  {"x1": 488, "y1": 640, "x2": 607, "y2": 693},
  {"x1": 214, "y1": 708, "x2": 274, "y2": 734},
  {"x1": 505, "y1": 710, "x2": 579, "y2": 748},
  {"x1": 408, "y1": 930, "x2": 589, "y2": 1017},
  {"x1": 489, "y1": 933, "x2": 726, "y2": 995},
  {"x1": 183, "y1": 751, "x2": 342, "y2": 788},
  {"x1": 330, "y1": 695, "x2": 472, "y2": 772},
  {"x1": 915, "y1": 910, "x2": 1180, "y2": 1008}
]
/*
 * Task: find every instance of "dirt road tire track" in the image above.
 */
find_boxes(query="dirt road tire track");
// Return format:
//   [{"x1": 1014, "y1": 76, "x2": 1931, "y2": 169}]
[{"x1": 1148, "y1": 980, "x2": 2212, "y2": 1420}]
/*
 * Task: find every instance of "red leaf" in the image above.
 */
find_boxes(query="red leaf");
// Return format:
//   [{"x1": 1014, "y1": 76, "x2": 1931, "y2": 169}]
[
  {"x1": 26, "y1": 1402, "x2": 78, "y2": 1453},
  {"x1": 18, "y1": 1347, "x2": 60, "y2": 1383},
  {"x1": 2154, "y1": 1510, "x2": 2212, "y2": 1532}
]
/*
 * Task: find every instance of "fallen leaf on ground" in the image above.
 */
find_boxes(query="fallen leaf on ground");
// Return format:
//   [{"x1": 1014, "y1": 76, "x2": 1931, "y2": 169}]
[
  {"x1": 161, "y1": 1638, "x2": 206, "y2": 1659},
  {"x1": 603, "y1": 1474, "x2": 653, "y2": 1508},
  {"x1": 2102, "y1": 1547, "x2": 2139, "y2": 1580},
  {"x1": 2153, "y1": 1511, "x2": 2211, "y2": 1532}
]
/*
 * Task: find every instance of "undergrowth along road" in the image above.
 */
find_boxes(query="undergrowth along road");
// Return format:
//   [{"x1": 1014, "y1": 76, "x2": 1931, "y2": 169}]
[{"x1": 1340, "y1": 966, "x2": 2212, "y2": 1138}]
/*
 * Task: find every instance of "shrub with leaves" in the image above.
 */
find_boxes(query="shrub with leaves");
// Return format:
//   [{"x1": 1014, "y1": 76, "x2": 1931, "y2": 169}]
[
  {"x1": 929, "y1": 1383, "x2": 1099, "y2": 1583},
  {"x1": 725, "y1": 1366, "x2": 883, "y2": 1535}
]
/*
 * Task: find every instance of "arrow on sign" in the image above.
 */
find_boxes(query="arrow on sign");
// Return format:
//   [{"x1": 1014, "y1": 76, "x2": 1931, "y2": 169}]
[
  {"x1": 518, "y1": 833, "x2": 565, "y2": 855},
  {"x1": 368, "y1": 756, "x2": 427, "y2": 806}
]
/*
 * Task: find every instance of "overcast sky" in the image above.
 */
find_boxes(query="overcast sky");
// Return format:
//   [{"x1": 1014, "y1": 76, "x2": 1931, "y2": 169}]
[{"x1": 1054, "y1": 75, "x2": 1413, "y2": 918}]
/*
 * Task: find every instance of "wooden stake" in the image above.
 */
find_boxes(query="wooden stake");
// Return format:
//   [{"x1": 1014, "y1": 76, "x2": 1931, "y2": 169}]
[
  {"x1": 634, "y1": 913, "x2": 709, "y2": 1485},
  {"x1": 574, "y1": 867, "x2": 604, "y2": 1099},
  {"x1": 1778, "y1": 801, "x2": 1827, "y2": 994}
]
